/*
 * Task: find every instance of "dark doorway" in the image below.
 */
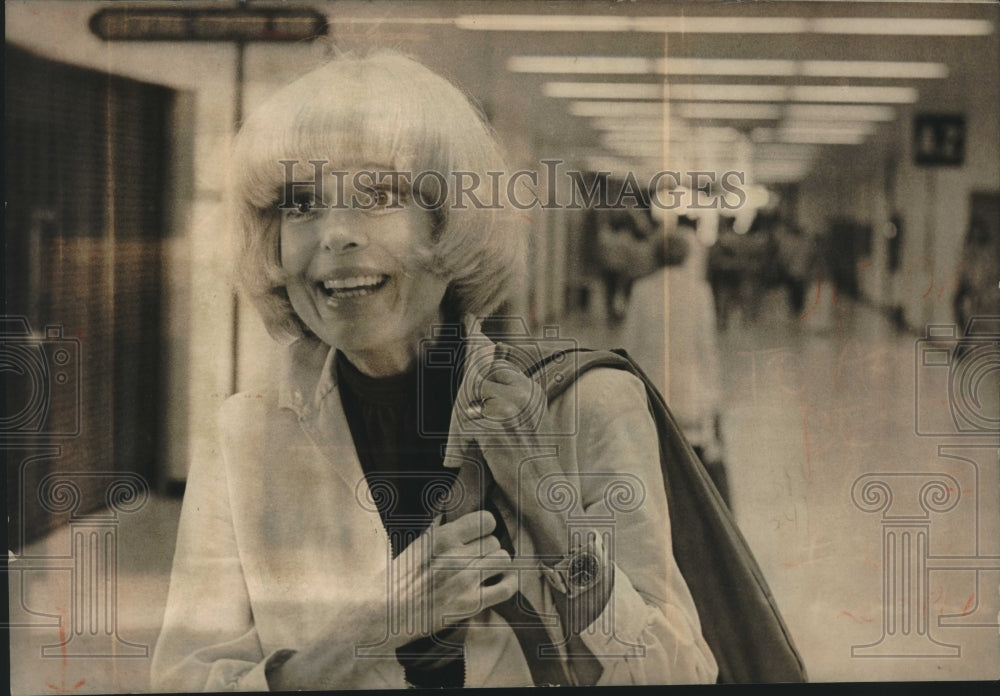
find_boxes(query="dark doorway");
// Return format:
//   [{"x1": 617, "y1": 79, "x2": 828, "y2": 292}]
[{"x1": 5, "y1": 44, "x2": 174, "y2": 549}]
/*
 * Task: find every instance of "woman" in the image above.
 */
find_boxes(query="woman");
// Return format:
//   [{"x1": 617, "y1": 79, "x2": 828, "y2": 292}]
[
  {"x1": 621, "y1": 215, "x2": 731, "y2": 508},
  {"x1": 151, "y1": 52, "x2": 716, "y2": 690}
]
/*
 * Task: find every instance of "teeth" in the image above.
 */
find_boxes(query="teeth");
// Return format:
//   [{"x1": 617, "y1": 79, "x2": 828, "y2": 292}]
[{"x1": 322, "y1": 275, "x2": 385, "y2": 290}]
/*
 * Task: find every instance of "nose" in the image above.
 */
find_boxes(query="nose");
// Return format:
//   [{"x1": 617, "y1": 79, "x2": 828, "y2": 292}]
[{"x1": 319, "y1": 211, "x2": 368, "y2": 253}]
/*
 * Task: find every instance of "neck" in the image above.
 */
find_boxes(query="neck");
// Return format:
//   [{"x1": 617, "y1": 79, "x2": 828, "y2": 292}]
[
  {"x1": 339, "y1": 309, "x2": 451, "y2": 378},
  {"x1": 340, "y1": 344, "x2": 419, "y2": 378}
]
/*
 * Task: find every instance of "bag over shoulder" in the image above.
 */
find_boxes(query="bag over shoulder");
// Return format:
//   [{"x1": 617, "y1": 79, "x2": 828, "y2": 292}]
[{"x1": 526, "y1": 347, "x2": 808, "y2": 684}]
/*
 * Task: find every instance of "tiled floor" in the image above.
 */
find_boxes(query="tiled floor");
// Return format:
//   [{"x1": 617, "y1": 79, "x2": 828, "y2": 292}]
[{"x1": 9, "y1": 289, "x2": 999, "y2": 693}]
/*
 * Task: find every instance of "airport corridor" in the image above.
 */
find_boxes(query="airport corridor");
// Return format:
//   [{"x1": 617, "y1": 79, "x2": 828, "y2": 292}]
[{"x1": 560, "y1": 286, "x2": 999, "y2": 683}]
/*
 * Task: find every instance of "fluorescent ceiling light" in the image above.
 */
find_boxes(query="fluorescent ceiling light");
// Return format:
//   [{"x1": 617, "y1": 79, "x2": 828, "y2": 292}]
[
  {"x1": 602, "y1": 136, "x2": 740, "y2": 150},
  {"x1": 778, "y1": 126, "x2": 871, "y2": 142},
  {"x1": 781, "y1": 120, "x2": 875, "y2": 134},
  {"x1": 753, "y1": 144, "x2": 819, "y2": 160},
  {"x1": 811, "y1": 18, "x2": 993, "y2": 36},
  {"x1": 670, "y1": 84, "x2": 788, "y2": 101},
  {"x1": 782, "y1": 131, "x2": 867, "y2": 145},
  {"x1": 458, "y1": 15, "x2": 639, "y2": 32},
  {"x1": 510, "y1": 56, "x2": 657, "y2": 74},
  {"x1": 606, "y1": 142, "x2": 667, "y2": 156},
  {"x1": 591, "y1": 118, "x2": 678, "y2": 131},
  {"x1": 550, "y1": 82, "x2": 786, "y2": 101},
  {"x1": 544, "y1": 82, "x2": 663, "y2": 99},
  {"x1": 463, "y1": 15, "x2": 993, "y2": 36},
  {"x1": 664, "y1": 58, "x2": 797, "y2": 76},
  {"x1": 569, "y1": 101, "x2": 668, "y2": 117},
  {"x1": 800, "y1": 60, "x2": 947, "y2": 79},
  {"x1": 680, "y1": 103, "x2": 782, "y2": 120},
  {"x1": 554, "y1": 83, "x2": 916, "y2": 103},
  {"x1": 691, "y1": 126, "x2": 743, "y2": 140},
  {"x1": 752, "y1": 162, "x2": 811, "y2": 173},
  {"x1": 789, "y1": 85, "x2": 917, "y2": 103},
  {"x1": 584, "y1": 156, "x2": 645, "y2": 173},
  {"x1": 509, "y1": 56, "x2": 948, "y2": 79},
  {"x1": 786, "y1": 104, "x2": 895, "y2": 121}
]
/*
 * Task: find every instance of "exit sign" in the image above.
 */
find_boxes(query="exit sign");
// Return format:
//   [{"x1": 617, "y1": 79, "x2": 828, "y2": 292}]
[
  {"x1": 89, "y1": 6, "x2": 328, "y2": 42},
  {"x1": 913, "y1": 113, "x2": 965, "y2": 167}
]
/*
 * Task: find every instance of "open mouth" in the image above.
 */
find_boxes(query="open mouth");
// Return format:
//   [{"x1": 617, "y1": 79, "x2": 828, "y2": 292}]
[{"x1": 318, "y1": 274, "x2": 390, "y2": 300}]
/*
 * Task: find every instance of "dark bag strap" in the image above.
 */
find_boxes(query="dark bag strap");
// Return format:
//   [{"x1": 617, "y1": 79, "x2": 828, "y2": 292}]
[{"x1": 527, "y1": 347, "x2": 808, "y2": 683}]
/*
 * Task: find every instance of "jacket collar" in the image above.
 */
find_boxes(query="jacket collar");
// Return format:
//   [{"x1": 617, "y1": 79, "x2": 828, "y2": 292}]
[
  {"x1": 277, "y1": 336, "x2": 338, "y2": 417},
  {"x1": 277, "y1": 315, "x2": 495, "y2": 418}
]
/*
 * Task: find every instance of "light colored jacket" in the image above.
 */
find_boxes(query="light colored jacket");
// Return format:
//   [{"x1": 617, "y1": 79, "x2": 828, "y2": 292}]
[
  {"x1": 150, "y1": 327, "x2": 717, "y2": 690},
  {"x1": 622, "y1": 240, "x2": 722, "y2": 448}
]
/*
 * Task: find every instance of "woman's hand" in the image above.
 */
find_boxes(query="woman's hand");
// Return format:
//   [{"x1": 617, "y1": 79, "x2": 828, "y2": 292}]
[
  {"x1": 389, "y1": 509, "x2": 518, "y2": 640},
  {"x1": 458, "y1": 343, "x2": 543, "y2": 431},
  {"x1": 456, "y1": 343, "x2": 573, "y2": 557},
  {"x1": 268, "y1": 510, "x2": 516, "y2": 689}
]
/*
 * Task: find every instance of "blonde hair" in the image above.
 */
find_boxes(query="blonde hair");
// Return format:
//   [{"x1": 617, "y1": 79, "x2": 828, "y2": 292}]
[{"x1": 232, "y1": 51, "x2": 528, "y2": 341}]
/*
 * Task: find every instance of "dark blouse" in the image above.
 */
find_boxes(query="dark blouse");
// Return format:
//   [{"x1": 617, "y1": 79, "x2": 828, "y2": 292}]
[{"x1": 334, "y1": 347, "x2": 465, "y2": 688}]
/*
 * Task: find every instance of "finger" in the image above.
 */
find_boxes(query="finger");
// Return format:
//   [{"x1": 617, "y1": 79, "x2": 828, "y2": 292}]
[
  {"x1": 485, "y1": 359, "x2": 529, "y2": 386},
  {"x1": 493, "y1": 342, "x2": 533, "y2": 368},
  {"x1": 437, "y1": 532, "x2": 503, "y2": 562},
  {"x1": 492, "y1": 343, "x2": 512, "y2": 364},
  {"x1": 436, "y1": 510, "x2": 496, "y2": 551},
  {"x1": 478, "y1": 570, "x2": 519, "y2": 608},
  {"x1": 459, "y1": 548, "x2": 512, "y2": 586},
  {"x1": 461, "y1": 400, "x2": 485, "y2": 421},
  {"x1": 475, "y1": 383, "x2": 535, "y2": 423},
  {"x1": 474, "y1": 547, "x2": 513, "y2": 569},
  {"x1": 477, "y1": 533, "x2": 502, "y2": 556}
]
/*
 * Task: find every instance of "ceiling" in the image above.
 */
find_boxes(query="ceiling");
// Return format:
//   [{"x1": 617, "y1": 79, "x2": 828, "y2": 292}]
[
  {"x1": 318, "y1": 0, "x2": 998, "y2": 188},
  {"x1": 8, "y1": 1, "x2": 996, "y2": 190}
]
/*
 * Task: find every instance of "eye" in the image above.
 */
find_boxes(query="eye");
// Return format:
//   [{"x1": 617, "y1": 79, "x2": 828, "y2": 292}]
[
  {"x1": 281, "y1": 194, "x2": 322, "y2": 221},
  {"x1": 361, "y1": 184, "x2": 411, "y2": 216}
]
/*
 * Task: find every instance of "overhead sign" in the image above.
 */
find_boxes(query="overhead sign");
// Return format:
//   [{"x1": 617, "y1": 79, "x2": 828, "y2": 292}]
[
  {"x1": 913, "y1": 113, "x2": 966, "y2": 167},
  {"x1": 89, "y1": 6, "x2": 328, "y2": 42}
]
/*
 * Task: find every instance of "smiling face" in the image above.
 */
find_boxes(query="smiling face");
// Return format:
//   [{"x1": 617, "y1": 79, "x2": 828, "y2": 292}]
[{"x1": 279, "y1": 167, "x2": 450, "y2": 376}]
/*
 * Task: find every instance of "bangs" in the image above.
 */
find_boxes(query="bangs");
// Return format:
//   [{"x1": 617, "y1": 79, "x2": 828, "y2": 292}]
[{"x1": 236, "y1": 54, "x2": 466, "y2": 212}]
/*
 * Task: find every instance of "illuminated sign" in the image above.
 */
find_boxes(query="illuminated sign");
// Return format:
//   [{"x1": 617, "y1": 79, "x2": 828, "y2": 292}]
[{"x1": 89, "y1": 6, "x2": 328, "y2": 42}]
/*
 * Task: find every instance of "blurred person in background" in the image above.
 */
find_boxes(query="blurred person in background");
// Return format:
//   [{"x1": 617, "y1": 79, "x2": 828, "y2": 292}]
[
  {"x1": 953, "y1": 215, "x2": 1000, "y2": 330},
  {"x1": 621, "y1": 215, "x2": 731, "y2": 508},
  {"x1": 773, "y1": 217, "x2": 816, "y2": 320},
  {"x1": 706, "y1": 215, "x2": 743, "y2": 331},
  {"x1": 593, "y1": 205, "x2": 658, "y2": 324}
]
